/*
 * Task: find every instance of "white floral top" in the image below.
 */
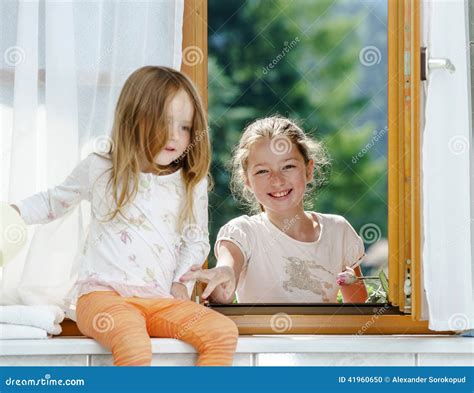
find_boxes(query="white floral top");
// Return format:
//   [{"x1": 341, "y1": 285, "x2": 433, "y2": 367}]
[{"x1": 15, "y1": 153, "x2": 210, "y2": 305}]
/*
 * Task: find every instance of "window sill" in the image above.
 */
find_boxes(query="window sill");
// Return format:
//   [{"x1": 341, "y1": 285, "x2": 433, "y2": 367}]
[{"x1": 1, "y1": 335, "x2": 470, "y2": 356}]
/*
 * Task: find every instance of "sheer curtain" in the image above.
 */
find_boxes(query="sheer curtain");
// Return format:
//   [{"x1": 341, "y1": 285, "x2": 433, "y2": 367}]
[
  {"x1": 422, "y1": 0, "x2": 474, "y2": 331},
  {"x1": 0, "y1": 0, "x2": 184, "y2": 309}
]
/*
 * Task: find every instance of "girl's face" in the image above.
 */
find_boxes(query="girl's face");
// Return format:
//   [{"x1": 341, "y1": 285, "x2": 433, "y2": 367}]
[
  {"x1": 154, "y1": 89, "x2": 194, "y2": 166},
  {"x1": 244, "y1": 137, "x2": 314, "y2": 214}
]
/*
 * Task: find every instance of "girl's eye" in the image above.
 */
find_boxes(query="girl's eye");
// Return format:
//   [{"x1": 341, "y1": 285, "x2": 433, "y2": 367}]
[
  {"x1": 283, "y1": 164, "x2": 296, "y2": 170},
  {"x1": 181, "y1": 126, "x2": 191, "y2": 132},
  {"x1": 255, "y1": 169, "x2": 268, "y2": 175}
]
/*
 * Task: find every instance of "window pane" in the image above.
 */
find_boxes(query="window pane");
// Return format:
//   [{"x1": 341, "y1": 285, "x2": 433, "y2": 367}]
[{"x1": 208, "y1": 0, "x2": 388, "y2": 304}]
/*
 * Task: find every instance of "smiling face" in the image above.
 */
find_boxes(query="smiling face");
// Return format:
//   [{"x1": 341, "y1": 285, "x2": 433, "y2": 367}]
[
  {"x1": 153, "y1": 89, "x2": 194, "y2": 166},
  {"x1": 244, "y1": 137, "x2": 314, "y2": 215}
]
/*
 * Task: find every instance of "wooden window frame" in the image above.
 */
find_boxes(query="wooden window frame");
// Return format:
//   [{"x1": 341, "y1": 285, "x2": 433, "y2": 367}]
[
  {"x1": 181, "y1": 0, "x2": 452, "y2": 335},
  {"x1": 59, "y1": 0, "x2": 452, "y2": 337}
]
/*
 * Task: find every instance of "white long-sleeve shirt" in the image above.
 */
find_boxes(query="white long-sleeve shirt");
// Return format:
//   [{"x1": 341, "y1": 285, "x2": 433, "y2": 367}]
[{"x1": 15, "y1": 153, "x2": 210, "y2": 305}]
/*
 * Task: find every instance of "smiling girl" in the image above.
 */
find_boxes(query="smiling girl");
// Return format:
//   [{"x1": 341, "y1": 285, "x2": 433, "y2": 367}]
[{"x1": 180, "y1": 116, "x2": 368, "y2": 304}]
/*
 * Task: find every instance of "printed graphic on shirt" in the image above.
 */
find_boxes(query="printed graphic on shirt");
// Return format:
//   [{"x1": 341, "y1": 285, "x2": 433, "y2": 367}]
[
  {"x1": 126, "y1": 213, "x2": 153, "y2": 231},
  {"x1": 155, "y1": 181, "x2": 183, "y2": 198},
  {"x1": 139, "y1": 176, "x2": 153, "y2": 200},
  {"x1": 282, "y1": 256, "x2": 335, "y2": 302}
]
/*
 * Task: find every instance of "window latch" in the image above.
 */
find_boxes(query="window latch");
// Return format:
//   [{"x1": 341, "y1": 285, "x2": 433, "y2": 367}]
[
  {"x1": 421, "y1": 47, "x2": 456, "y2": 81},
  {"x1": 404, "y1": 259, "x2": 412, "y2": 313}
]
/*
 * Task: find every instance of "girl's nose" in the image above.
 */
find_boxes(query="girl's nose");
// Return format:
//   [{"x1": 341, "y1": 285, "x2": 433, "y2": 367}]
[
  {"x1": 270, "y1": 172, "x2": 285, "y2": 186},
  {"x1": 169, "y1": 126, "x2": 179, "y2": 142}
]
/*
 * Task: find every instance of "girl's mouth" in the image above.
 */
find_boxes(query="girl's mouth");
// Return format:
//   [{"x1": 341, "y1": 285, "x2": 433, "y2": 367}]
[
  {"x1": 268, "y1": 188, "x2": 293, "y2": 199},
  {"x1": 164, "y1": 147, "x2": 176, "y2": 152}
]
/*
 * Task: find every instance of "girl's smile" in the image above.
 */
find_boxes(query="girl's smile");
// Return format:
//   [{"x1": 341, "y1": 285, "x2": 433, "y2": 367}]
[{"x1": 268, "y1": 188, "x2": 293, "y2": 199}]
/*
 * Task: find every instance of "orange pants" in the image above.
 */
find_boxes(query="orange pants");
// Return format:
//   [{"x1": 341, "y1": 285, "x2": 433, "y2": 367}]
[{"x1": 76, "y1": 291, "x2": 238, "y2": 366}]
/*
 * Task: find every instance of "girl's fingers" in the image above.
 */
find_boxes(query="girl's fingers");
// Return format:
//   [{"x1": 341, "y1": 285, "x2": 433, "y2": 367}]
[
  {"x1": 201, "y1": 283, "x2": 217, "y2": 300},
  {"x1": 201, "y1": 276, "x2": 227, "y2": 299},
  {"x1": 337, "y1": 267, "x2": 357, "y2": 285},
  {"x1": 179, "y1": 264, "x2": 204, "y2": 282},
  {"x1": 180, "y1": 268, "x2": 213, "y2": 283},
  {"x1": 181, "y1": 267, "x2": 233, "y2": 299},
  {"x1": 180, "y1": 271, "x2": 203, "y2": 283},
  {"x1": 202, "y1": 274, "x2": 232, "y2": 299}
]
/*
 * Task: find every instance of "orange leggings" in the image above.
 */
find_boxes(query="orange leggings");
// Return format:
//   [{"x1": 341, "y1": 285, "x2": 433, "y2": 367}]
[{"x1": 76, "y1": 291, "x2": 238, "y2": 366}]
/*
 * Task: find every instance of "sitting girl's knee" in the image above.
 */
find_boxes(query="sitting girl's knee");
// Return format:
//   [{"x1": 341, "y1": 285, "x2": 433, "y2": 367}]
[
  {"x1": 225, "y1": 318, "x2": 239, "y2": 338},
  {"x1": 209, "y1": 314, "x2": 239, "y2": 341}
]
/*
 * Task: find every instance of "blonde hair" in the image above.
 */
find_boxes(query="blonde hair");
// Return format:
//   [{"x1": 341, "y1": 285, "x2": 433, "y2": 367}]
[
  {"x1": 230, "y1": 115, "x2": 330, "y2": 213},
  {"x1": 104, "y1": 66, "x2": 211, "y2": 230}
]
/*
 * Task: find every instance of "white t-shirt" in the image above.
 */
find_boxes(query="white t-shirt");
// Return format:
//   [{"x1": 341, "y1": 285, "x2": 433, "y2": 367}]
[
  {"x1": 214, "y1": 212, "x2": 365, "y2": 303},
  {"x1": 15, "y1": 153, "x2": 210, "y2": 305}
]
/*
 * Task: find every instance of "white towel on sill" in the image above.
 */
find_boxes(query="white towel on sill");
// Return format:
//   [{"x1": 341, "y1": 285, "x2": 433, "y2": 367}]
[
  {"x1": 0, "y1": 305, "x2": 64, "y2": 335},
  {"x1": 0, "y1": 323, "x2": 49, "y2": 339}
]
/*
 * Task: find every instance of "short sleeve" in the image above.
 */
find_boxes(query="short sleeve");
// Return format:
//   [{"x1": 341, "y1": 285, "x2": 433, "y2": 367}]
[
  {"x1": 342, "y1": 219, "x2": 365, "y2": 270},
  {"x1": 214, "y1": 216, "x2": 253, "y2": 267}
]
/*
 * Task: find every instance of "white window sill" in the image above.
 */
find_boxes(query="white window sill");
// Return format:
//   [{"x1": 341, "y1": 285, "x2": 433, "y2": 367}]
[{"x1": 1, "y1": 335, "x2": 471, "y2": 356}]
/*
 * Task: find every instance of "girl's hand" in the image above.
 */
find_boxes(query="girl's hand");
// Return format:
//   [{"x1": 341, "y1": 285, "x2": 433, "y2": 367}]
[
  {"x1": 179, "y1": 264, "x2": 236, "y2": 301},
  {"x1": 336, "y1": 266, "x2": 357, "y2": 286},
  {"x1": 170, "y1": 282, "x2": 189, "y2": 300}
]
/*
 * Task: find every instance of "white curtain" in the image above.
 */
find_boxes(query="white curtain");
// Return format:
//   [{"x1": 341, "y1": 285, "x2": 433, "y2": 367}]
[
  {"x1": 0, "y1": 0, "x2": 184, "y2": 309},
  {"x1": 422, "y1": 0, "x2": 474, "y2": 331}
]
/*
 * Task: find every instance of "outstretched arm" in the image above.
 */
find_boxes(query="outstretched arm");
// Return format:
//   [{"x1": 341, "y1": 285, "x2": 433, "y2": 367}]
[
  {"x1": 12, "y1": 155, "x2": 92, "y2": 225},
  {"x1": 179, "y1": 240, "x2": 245, "y2": 304},
  {"x1": 209, "y1": 240, "x2": 245, "y2": 303}
]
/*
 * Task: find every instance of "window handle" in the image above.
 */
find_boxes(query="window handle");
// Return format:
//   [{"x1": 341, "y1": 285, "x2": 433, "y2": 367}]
[
  {"x1": 428, "y1": 58, "x2": 456, "y2": 72},
  {"x1": 421, "y1": 47, "x2": 456, "y2": 81}
]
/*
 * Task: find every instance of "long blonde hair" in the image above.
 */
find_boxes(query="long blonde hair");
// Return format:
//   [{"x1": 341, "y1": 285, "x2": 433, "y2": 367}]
[
  {"x1": 105, "y1": 66, "x2": 210, "y2": 230},
  {"x1": 230, "y1": 115, "x2": 330, "y2": 213}
]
